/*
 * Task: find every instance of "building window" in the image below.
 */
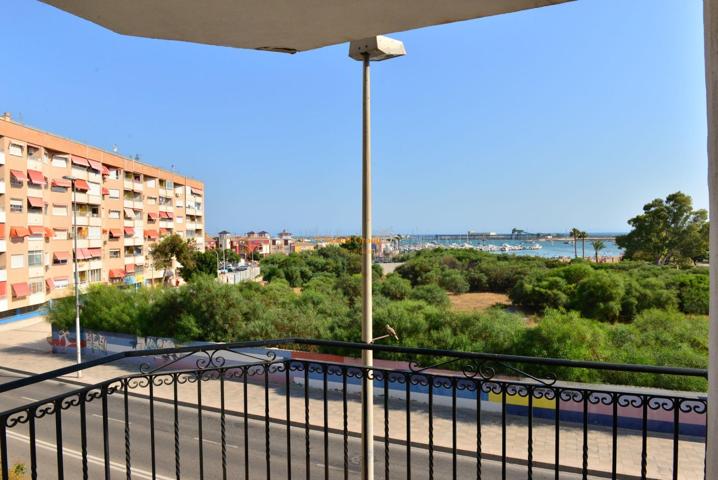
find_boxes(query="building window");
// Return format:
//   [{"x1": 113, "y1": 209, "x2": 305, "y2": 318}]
[
  {"x1": 28, "y1": 251, "x2": 43, "y2": 267},
  {"x1": 147, "y1": 196, "x2": 157, "y2": 205},
  {"x1": 8, "y1": 143, "x2": 23, "y2": 156},
  {"x1": 29, "y1": 278, "x2": 44, "y2": 295},
  {"x1": 54, "y1": 278, "x2": 69, "y2": 289},
  {"x1": 108, "y1": 210, "x2": 120, "y2": 219},
  {"x1": 52, "y1": 205, "x2": 68, "y2": 216},
  {"x1": 10, "y1": 199, "x2": 23, "y2": 213},
  {"x1": 146, "y1": 178, "x2": 156, "y2": 188},
  {"x1": 88, "y1": 182, "x2": 101, "y2": 196},
  {"x1": 88, "y1": 227, "x2": 101, "y2": 240},
  {"x1": 108, "y1": 168, "x2": 119, "y2": 180},
  {"x1": 109, "y1": 249, "x2": 120, "y2": 259},
  {"x1": 176, "y1": 216, "x2": 184, "y2": 224},
  {"x1": 53, "y1": 229, "x2": 68, "y2": 240},
  {"x1": 51, "y1": 155, "x2": 68, "y2": 168},
  {"x1": 10, "y1": 255, "x2": 24, "y2": 269},
  {"x1": 88, "y1": 269, "x2": 102, "y2": 283},
  {"x1": 109, "y1": 189, "x2": 120, "y2": 199}
]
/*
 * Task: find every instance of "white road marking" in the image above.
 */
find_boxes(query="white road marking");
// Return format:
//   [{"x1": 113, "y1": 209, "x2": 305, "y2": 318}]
[
  {"x1": 5, "y1": 430, "x2": 175, "y2": 480},
  {"x1": 192, "y1": 436, "x2": 239, "y2": 449},
  {"x1": 92, "y1": 413, "x2": 128, "y2": 424}
]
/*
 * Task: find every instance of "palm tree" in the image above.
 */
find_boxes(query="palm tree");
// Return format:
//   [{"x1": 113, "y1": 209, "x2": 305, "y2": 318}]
[
  {"x1": 578, "y1": 231, "x2": 588, "y2": 258},
  {"x1": 592, "y1": 239, "x2": 606, "y2": 263},
  {"x1": 569, "y1": 228, "x2": 581, "y2": 258}
]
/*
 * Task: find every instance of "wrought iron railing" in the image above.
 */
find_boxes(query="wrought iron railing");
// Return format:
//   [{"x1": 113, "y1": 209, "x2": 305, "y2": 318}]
[{"x1": 0, "y1": 339, "x2": 708, "y2": 479}]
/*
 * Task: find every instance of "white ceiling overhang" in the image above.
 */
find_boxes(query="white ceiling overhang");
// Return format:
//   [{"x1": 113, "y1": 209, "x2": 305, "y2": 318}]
[{"x1": 41, "y1": 0, "x2": 573, "y2": 53}]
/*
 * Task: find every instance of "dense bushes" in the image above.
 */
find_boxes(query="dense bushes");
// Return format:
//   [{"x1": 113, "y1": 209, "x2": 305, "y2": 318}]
[
  {"x1": 395, "y1": 249, "x2": 708, "y2": 321},
  {"x1": 48, "y1": 247, "x2": 709, "y2": 391}
]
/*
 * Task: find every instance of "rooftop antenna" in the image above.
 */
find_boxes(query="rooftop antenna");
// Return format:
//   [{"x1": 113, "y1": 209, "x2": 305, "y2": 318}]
[{"x1": 112, "y1": 145, "x2": 118, "y2": 153}]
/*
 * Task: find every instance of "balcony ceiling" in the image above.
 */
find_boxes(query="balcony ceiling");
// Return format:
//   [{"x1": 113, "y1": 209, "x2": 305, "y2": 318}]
[{"x1": 41, "y1": 0, "x2": 572, "y2": 53}]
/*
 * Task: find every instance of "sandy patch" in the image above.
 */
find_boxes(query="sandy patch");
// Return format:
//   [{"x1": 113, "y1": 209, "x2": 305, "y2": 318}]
[{"x1": 449, "y1": 292, "x2": 511, "y2": 312}]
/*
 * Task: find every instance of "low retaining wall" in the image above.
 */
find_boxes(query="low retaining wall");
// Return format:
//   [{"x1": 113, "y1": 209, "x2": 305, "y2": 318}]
[{"x1": 50, "y1": 327, "x2": 707, "y2": 437}]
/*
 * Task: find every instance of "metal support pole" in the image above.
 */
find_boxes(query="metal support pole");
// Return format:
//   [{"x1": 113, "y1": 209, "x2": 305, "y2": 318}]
[
  {"x1": 72, "y1": 182, "x2": 82, "y2": 378},
  {"x1": 360, "y1": 53, "x2": 374, "y2": 480},
  {"x1": 704, "y1": 1, "x2": 718, "y2": 477}
]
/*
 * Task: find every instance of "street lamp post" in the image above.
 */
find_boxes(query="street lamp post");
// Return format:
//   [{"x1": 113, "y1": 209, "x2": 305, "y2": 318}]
[
  {"x1": 349, "y1": 36, "x2": 405, "y2": 480},
  {"x1": 63, "y1": 175, "x2": 82, "y2": 377}
]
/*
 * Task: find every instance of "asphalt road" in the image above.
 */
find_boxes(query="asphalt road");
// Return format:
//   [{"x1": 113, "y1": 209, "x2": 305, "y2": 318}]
[{"x1": 0, "y1": 372, "x2": 584, "y2": 479}]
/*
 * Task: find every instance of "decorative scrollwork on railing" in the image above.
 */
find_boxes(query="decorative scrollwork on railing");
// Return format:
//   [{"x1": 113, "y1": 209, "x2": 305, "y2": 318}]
[
  {"x1": 408, "y1": 357, "x2": 557, "y2": 386},
  {"x1": 678, "y1": 398, "x2": 707, "y2": 414},
  {"x1": 139, "y1": 346, "x2": 277, "y2": 375}
]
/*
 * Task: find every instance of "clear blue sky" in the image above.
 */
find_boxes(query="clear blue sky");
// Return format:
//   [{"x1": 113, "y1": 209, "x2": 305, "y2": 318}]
[{"x1": 2, "y1": 0, "x2": 708, "y2": 235}]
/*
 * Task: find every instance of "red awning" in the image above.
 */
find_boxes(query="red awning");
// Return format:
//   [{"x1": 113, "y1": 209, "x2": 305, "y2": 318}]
[
  {"x1": 27, "y1": 197, "x2": 44, "y2": 209},
  {"x1": 124, "y1": 227, "x2": 134, "y2": 236},
  {"x1": 51, "y1": 178, "x2": 72, "y2": 188},
  {"x1": 10, "y1": 170, "x2": 26, "y2": 182},
  {"x1": 191, "y1": 188, "x2": 203, "y2": 196},
  {"x1": 102, "y1": 187, "x2": 109, "y2": 195},
  {"x1": 87, "y1": 159, "x2": 102, "y2": 172},
  {"x1": 101, "y1": 165, "x2": 110, "y2": 176},
  {"x1": 10, "y1": 227, "x2": 29, "y2": 238},
  {"x1": 125, "y1": 264, "x2": 135, "y2": 273},
  {"x1": 159, "y1": 211, "x2": 169, "y2": 218},
  {"x1": 74, "y1": 179, "x2": 89, "y2": 191},
  {"x1": 88, "y1": 248, "x2": 102, "y2": 258},
  {"x1": 29, "y1": 226, "x2": 45, "y2": 235},
  {"x1": 109, "y1": 269, "x2": 125, "y2": 279},
  {"x1": 45, "y1": 278, "x2": 54, "y2": 291},
  {"x1": 109, "y1": 228, "x2": 122, "y2": 238},
  {"x1": 75, "y1": 249, "x2": 87, "y2": 260},
  {"x1": 72, "y1": 156, "x2": 89, "y2": 167},
  {"x1": 124, "y1": 208, "x2": 135, "y2": 218},
  {"x1": 0, "y1": 282, "x2": 6, "y2": 297},
  {"x1": 145, "y1": 230, "x2": 158, "y2": 239},
  {"x1": 11, "y1": 283, "x2": 29, "y2": 298},
  {"x1": 0, "y1": 224, "x2": 5, "y2": 240},
  {"x1": 54, "y1": 251, "x2": 70, "y2": 261},
  {"x1": 27, "y1": 170, "x2": 46, "y2": 186},
  {"x1": 44, "y1": 227, "x2": 53, "y2": 238},
  {"x1": 148, "y1": 212, "x2": 160, "y2": 220},
  {"x1": 166, "y1": 212, "x2": 174, "y2": 219},
  {"x1": 160, "y1": 228, "x2": 170, "y2": 235}
]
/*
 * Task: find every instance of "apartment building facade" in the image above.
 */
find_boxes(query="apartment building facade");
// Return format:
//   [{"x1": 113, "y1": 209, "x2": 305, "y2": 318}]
[{"x1": 0, "y1": 116, "x2": 205, "y2": 317}]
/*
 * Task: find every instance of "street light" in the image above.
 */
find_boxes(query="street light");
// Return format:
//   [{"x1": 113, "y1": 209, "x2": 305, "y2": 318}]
[
  {"x1": 63, "y1": 175, "x2": 82, "y2": 378},
  {"x1": 349, "y1": 35, "x2": 405, "y2": 480}
]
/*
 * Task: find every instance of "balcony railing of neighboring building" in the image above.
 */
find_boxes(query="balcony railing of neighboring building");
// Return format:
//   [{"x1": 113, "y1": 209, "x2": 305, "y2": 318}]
[{"x1": 0, "y1": 339, "x2": 708, "y2": 480}]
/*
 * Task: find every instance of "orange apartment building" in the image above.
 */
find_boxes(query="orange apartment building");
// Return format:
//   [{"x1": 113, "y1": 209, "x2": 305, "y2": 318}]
[{"x1": 0, "y1": 115, "x2": 205, "y2": 317}]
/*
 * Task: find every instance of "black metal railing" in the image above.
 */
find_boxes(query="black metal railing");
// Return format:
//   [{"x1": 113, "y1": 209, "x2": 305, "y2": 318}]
[{"x1": 0, "y1": 338, "x2": 708, "y2": 480}]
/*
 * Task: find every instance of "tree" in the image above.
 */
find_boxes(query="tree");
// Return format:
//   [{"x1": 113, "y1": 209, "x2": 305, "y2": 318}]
[
  {"x1": 592, "y1": 240, "x2": 605, "y2": 263},
  {"x1": 569, "y1": 228, "x2": 581, "y2": 258},
  {"x1": 149, "y1": 234, "x2": 196, "y2": 283},
  {"x1": 340, "y1": 236, "x2": 363, "y2": 254},
  {"x1": 578, "y1": 231, "x2": 588, "y2": 258},
  {"x1": 180, "y1": 251, "x2": 220, "y2": 280},
  {"x1": 616, "y1": 192, "x2": 708, "y2": 265}
]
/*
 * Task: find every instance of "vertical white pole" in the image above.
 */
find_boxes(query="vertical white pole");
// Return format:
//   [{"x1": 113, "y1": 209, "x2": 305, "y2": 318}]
[
  {"x1": 705, "y1": 1, "x2": 718, "y2": 477},
  {"x1": 72, "y1": 181, "x2": 82, "y2": 378},
  {"x1": 361, "y1": 54, "x2": 374, "y2": 480}
]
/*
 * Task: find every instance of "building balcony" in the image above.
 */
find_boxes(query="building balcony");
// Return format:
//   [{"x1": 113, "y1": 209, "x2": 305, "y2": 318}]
[
  {"x1": 87, "y1": 194, "x2": 102, "y2": 205},
  {"x1": 0, "y1": 211, "x2": 5, "y2": 223},
  {"x1": 124, "y1": 200, "x2": 134, "y2": 208},
  {"x1": 88, "y1": 171, "x2": 102, "y2": 183},
  {"x1": 134, "y1": 201, "x2": 144, "y2": 210},
  {"x1": 75, "y1": 192, "x2": 88, "y2": 204},
  {"x1": 0, "y1": 339, "x2": 708, "y2": 480},
  {"x1": 0, "y1": 269, "x2": 6, "y2": 282},
  {"x1": 89, "y1": 216, "x2": 102, "y2": 226},
  {"x1": 89, "y1": 238, "x2": 102, "y2": 248},
  {"x1": 0, "y1": 180, "x2": 5, "y2": 195},
  {"x1": 75, "y1": 215, "x2": 89, "y2": 226}
]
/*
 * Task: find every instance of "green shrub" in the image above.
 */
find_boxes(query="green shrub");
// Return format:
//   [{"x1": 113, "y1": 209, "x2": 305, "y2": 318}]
[
  {"x1": 573, "y1": 271, "x2": 624, "y2": 321},
  {"x1": 409, "y1": 284, "x2": 450, "y2": 309},
  {"x1": 380, "y1": 273, "x2": 413, "y2": 300}
]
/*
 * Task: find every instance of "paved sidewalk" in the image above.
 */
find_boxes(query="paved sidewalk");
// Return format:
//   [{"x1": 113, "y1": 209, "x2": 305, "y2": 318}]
[{"x1": 0, "y1": 320, "x2": 705, "y2": 479}]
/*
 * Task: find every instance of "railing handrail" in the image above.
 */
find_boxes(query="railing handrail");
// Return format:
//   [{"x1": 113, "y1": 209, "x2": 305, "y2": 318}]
[{"x1": 0, "y1": 337, "x2": 708, "y2": 395}]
